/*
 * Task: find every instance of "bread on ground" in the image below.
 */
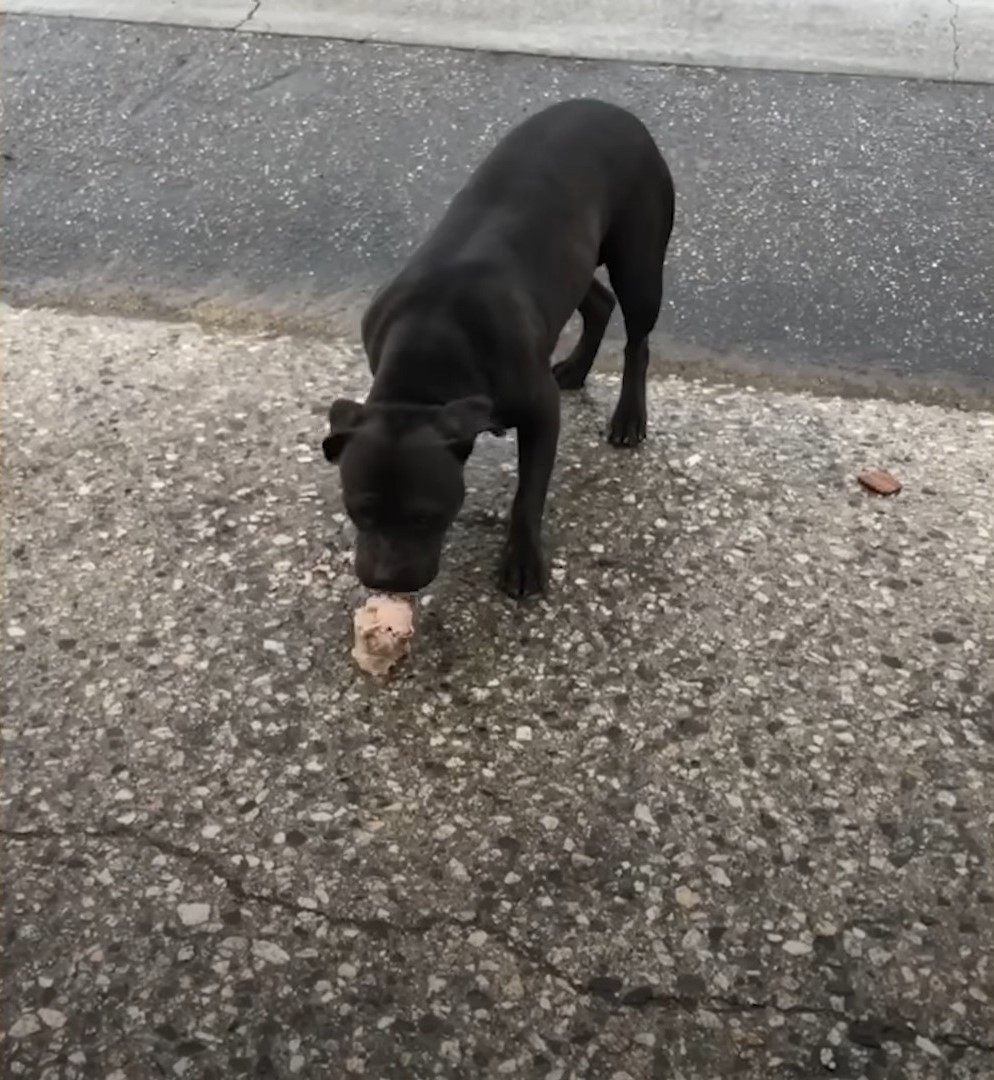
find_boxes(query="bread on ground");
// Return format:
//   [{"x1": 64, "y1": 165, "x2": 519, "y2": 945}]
[{"x1": 352, "y1": 595, "x2": 415, "y2": 676}]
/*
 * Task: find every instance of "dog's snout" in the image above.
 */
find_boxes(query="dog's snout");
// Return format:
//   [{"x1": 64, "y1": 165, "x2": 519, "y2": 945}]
[
  {"x1": 359, "y1": 567, "x2": 428, "y2": 595},
  {"x1": 354, "y1": 529, "x2": 442, "y2": 595},
  {"x1": 355, "y1": 552, "x2": 436, "y2": 595}
]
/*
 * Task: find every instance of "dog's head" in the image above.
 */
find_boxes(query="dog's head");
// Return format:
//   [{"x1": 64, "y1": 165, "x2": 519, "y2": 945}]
[{"x1": 322, "y1": 395, "x2": 503, "y2": 594}]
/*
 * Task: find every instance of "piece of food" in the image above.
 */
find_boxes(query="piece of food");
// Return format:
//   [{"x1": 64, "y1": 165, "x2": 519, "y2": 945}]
[
  {"x1": 858, "y1": 468, "x2": 902, "y2": 496},
  {"x1": 352, "y1": 595, "x2": 415, "y2": 677}
]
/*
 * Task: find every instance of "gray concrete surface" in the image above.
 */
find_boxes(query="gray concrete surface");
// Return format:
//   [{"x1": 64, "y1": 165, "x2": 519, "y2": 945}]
[
  {"x1": 1, "y1": 0, "x2": 251, "y2": 30},
  {"x1": 6, "y1": 0, "x2": 994, "y2": 81},
  {"x1": 3, "y1": 15, "x2": 994, "y2": 401},
  {"x1": 3, "y1": 304, "x2": 993, "y2": 1079}
]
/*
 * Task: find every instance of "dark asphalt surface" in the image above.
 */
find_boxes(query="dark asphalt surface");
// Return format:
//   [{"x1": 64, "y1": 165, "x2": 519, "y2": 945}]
[{"x1": 2, "y1": 14, "x2": 993, "y2": 393}]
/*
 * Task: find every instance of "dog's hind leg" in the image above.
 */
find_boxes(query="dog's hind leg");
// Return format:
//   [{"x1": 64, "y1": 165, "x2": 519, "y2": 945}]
[
  {"x1": 606, "y1": 281, "x2": 658, "y2": 447},
  {"x1": 552, "y1": 278, "x2": 616, "y2": 390},
  {"x1": 604, "y1": 179, "x2": 674, "y2": 447}
]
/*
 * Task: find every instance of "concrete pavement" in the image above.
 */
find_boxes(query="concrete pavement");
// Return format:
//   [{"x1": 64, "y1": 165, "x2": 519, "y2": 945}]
[
  {"x1": 4, "y1": 15, "x2": 994, "y2": 398},
  {"x1": 6, "y1": 0, "x2": 994, "y2": 81},
  {"x1": 3, "y1": 305, "x2": 993, "y2": 1078}
]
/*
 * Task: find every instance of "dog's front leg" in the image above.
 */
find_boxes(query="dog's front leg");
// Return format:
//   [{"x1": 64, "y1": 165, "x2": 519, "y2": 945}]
[{"x1": 498, "y1": 376, "x2": 561, "y2": 598}]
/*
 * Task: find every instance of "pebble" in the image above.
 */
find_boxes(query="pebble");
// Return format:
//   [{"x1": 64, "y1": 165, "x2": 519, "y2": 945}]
[
  {"x1": 783, "y1": 939, "x2": 813, "y2": 956},
  {"x1": 177, "y1": 902, "x2": 211, "y2": 927},
  {"x1": 9, "y1": 1013, "x2": 42, "y2": 1038},
  {"x1": 252, "y1": 940, "x2": 291, "y2": 965},
  {"x1": 915, "y1": 1035, "x2": 943, "y2": 1058},
  {"x1": 37, "y1": 1008, "x2": 67, "y2": 1030},
  {"x1": 708, "y1": 866, "x2": 732, "y2": 888},
  {"x1": 448, "y1": 858, "x2": 470, "y2": 882},
  {"x1": 675, "y1": 886, "x2": 700, "y2": 909},
  {"x1": 633, "y1": 803, "x2": 656, "y2": 826}
]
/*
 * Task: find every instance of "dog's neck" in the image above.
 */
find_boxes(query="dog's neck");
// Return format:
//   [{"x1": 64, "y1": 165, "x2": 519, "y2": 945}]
[{"x1": 369, "y1": 318, "x2": 488, "y2": 407}]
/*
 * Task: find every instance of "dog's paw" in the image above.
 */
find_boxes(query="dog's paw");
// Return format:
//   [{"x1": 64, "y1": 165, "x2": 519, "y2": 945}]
[
  {"x1": 498, "y1": 534, "x2": 547, "y2": 598},
  {"x1": 607, "y1": 404, "x2": 647, "y2": 447},
  {"x1": 552, "y1": 357, "x2": 587, "y2": 391}
]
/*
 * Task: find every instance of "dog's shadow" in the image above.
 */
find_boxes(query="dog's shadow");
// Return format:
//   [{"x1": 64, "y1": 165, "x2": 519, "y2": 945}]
[{"x1": 428, "y1": 383, "x2": 657, "y2": 593}]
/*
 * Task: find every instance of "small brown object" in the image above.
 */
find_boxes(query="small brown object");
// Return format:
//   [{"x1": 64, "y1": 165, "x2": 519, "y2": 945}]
[
  {"x1": 352, "y1": 595, "x2": 415, "y2": 677},
  {"x1": 858, "y1": 468, "x2": 902, "y2": 496}
]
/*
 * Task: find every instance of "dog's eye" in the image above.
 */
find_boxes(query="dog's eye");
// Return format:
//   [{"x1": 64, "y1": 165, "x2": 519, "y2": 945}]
[{"x1": 407, "y1": 507, "x2": 444, "y2": 533}]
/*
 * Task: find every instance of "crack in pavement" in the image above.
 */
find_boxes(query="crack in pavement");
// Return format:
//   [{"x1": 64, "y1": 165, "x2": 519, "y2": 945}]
[
  {"x1": 948, "y1": 0, "x2": 962, "y2": 79},
  {"x1": 233, "y1": 0, "x2": 262, "y2": 32},
  {"x1": 4, "y1": 824, "x2": 993, "y2": 1055},
  {"x1": 2, "y1": 824, "x2": 442, "y2": 937}
]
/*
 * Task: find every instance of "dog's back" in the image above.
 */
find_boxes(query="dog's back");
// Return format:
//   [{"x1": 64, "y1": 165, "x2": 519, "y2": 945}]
[
  {"x1": 416, "y1": 100, "x2": 669, "y2": 289},
  {"x1": 456, "y1": 99, "x2": 667, "y2": 218},
  {"x1": 366, "y1": 99, "x2": 673, "y2": 364}
]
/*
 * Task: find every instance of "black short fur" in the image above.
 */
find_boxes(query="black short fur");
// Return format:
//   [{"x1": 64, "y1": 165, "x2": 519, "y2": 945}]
[{"x1": 323, "y1": 99, "x2": 675, "y2": 597}]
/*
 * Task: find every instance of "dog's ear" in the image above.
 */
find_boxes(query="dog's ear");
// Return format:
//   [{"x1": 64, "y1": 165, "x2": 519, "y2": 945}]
[
  {"x1": 322, "y1": 398, "x2": 365, "y2": 463},
  {"x1": 436, "y1": 396, "x2": 504, "y2": 446}
]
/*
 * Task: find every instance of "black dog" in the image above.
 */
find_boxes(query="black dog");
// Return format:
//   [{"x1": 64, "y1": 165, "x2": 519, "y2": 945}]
[{"x1": 323, "y1": 99, "x2": 675, "y2": 598}]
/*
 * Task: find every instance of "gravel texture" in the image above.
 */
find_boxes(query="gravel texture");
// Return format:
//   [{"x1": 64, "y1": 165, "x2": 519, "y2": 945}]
[{"x1": 2, "y1": 305, "x2": 993, "y2": 1079}]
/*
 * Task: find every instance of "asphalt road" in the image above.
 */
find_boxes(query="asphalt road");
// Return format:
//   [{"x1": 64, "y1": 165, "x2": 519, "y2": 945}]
[{"x1": 2, "y1": 14, "x2": 993, "y2": 396}]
